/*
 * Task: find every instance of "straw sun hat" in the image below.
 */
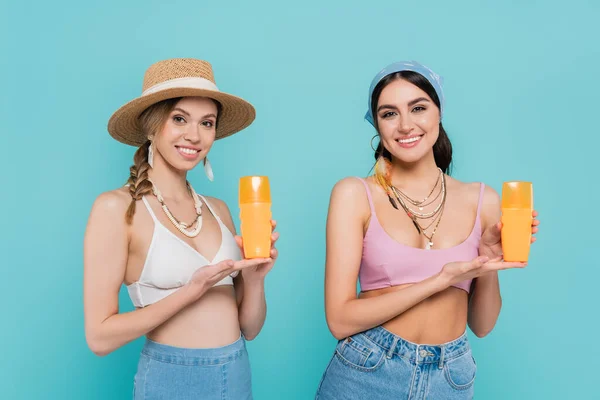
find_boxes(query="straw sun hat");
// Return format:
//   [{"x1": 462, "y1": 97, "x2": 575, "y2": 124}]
[{"x1": 107, "y1": 58, "x2": 256, "y2": 146}]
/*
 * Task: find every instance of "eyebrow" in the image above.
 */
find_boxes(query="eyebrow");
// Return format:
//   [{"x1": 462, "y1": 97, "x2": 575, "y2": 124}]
[
  {"x1": 408, "y1": 97, "x2": 430, "y2": 107},
  {"x1": 377, "y1": 97, "x2": 430, "y2": 113},
  {"x1": 172, "y1": 107, "x2": 190, "y2": 117},
  {"x1": 377, "y1": 104, "x2": 397, "y2": 113},
  {"x1": 172, "y1": 108, "x2": 217, "y2": 119}
]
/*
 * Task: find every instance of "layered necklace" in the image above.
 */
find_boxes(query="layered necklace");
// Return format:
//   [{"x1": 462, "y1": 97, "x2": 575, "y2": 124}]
[
  {"x1": 388, "y1": 168, "x2": 447, "y2": 250},
  {"x1": 150, "y1": 180, "x2": 203, "y2": 238}
]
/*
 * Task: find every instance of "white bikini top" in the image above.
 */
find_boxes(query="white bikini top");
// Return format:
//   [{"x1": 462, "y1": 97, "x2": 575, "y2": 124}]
[{"x1": 126, "y1": 194, "x2": 241, "y2": 308}]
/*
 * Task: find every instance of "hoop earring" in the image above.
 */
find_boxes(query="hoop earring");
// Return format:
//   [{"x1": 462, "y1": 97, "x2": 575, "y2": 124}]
[{"x1": 370, "y1": 135, "x2": 380, "y2": 152}]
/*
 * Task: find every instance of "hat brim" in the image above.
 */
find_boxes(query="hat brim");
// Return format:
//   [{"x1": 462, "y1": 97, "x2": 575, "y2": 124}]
[{"x1": 107, "y1": 88, "x2": 256, "y2": 146}]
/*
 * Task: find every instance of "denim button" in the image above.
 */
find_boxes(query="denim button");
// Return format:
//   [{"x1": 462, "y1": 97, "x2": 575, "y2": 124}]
[{"x1": 419, "y1": 349, "x2": 428, "y2": 358}]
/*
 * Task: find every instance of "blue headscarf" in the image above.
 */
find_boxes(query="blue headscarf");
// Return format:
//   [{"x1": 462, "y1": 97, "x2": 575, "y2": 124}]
[{"x1": 364, "y1": 61, "x2": 445, "y2": 127}]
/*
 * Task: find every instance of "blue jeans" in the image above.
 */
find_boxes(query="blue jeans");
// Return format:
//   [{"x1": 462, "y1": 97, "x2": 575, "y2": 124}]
[
  {"x1": 316, "y1": 327, "x2": 476, "y2": 400},
  {"x1": 133, "y1": 335, "x2": 252, "y2": 399}
]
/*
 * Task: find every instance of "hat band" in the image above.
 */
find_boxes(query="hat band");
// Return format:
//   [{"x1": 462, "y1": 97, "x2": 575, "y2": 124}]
[{"x1": 142, "y1": 77, "x2": 220, "y2": 96}]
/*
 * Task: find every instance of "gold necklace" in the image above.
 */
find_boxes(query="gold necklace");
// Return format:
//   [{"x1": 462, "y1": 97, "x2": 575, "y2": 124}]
[
  {"x1": 391, "y1": 174, "x2": 446, "y2": 219},
  {"x1": 421, "y1": 202, "x2": 445, "y2": 250},
  {"x1": 393, "y1": 168, "x2": 442, "y2": 209},
  {"x1": 394, "y1": 180, "x2": 443, "y2": 211},
  {"x1": 390, "y1": 173, "x2": 447, "y2": 250},
  {"x1": 151, "y1": 181, "x2": 203, "y2": 238}
]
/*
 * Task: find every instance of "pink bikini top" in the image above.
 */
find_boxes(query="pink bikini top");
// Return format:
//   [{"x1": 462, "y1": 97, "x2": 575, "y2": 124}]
[{"x1": 357, "y1": 178, "x2": 485, "y2": 294}]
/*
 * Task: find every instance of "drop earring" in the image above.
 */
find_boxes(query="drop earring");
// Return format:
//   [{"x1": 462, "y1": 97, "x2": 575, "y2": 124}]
[
  {"x1": 204, "y1": 157, "x2": 214, "y2": 181},
  {"x1": 148, "y1": 142, "x2": 154, "y2": 168}
]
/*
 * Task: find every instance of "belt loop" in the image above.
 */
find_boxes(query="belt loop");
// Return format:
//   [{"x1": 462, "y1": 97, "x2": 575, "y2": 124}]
[
  {"x1": 438, "y1": 345, "x2": 445, "y2": 369},
  {"x1": 387, "y1": 337, "x2": 399, "y2": 359}
]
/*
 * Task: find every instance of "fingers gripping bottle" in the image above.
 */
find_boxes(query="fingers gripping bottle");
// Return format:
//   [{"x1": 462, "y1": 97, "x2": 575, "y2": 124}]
[
  {"x1": 239, "y1": 176, "x2": 272, "y2": 259},
  {"x1": 501, "y1": 181, "x2": 533, "y2": 262}
]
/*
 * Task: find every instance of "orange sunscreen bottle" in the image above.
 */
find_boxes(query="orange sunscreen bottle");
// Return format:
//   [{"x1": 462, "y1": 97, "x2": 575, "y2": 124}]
[
  {"x1": 239, "y1": 176, "x2": 272, "y2": 259},
  {"x1": 501, "y1": 181, "x2": 533, "y2": 262}
]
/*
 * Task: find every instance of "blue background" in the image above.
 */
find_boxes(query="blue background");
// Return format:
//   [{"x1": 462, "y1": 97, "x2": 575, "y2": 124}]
[{"x1": 1, "y1": 0, "x2": 598, "y2": 398}]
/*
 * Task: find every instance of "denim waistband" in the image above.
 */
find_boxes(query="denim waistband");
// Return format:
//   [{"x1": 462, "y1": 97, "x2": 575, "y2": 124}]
[
  {"x1": 361, "y1": 327, "x2": 470, "y2": 365},
  {"x1": 141, "y1": 334, "x2": 246, "y2": 366}
]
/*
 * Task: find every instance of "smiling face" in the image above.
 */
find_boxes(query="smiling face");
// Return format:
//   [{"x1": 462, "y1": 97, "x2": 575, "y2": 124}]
[
  {"x1": 151, "y1": 96, "x2": 219, "y2": 172},
  {"x1": 375, "y1": 77, "x2": 441, "y2": 165}
]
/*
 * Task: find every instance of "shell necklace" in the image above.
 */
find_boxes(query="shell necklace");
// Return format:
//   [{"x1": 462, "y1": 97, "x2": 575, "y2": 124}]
[{"x1": 150, "y1": 180, "x2": 203, "y2": 238}]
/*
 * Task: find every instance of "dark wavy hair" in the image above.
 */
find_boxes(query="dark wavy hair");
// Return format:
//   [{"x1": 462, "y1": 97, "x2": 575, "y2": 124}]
[{"x1": 370, "y1": 71, "x2": 452, "y2": 174}]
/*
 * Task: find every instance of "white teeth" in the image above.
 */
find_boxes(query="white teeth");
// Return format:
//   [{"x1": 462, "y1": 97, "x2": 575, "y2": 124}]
[
  {"x1": 178, "y1": 147, "x2": 199, "y2": 155},
  {"x1": 397, "y1": 136, "x2": 422, "y2": 144}
]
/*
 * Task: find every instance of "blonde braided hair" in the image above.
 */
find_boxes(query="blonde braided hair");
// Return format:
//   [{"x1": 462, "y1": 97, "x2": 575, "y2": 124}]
[{"x1": 124, "y1": 98, "x2": 181, "y2": 224}]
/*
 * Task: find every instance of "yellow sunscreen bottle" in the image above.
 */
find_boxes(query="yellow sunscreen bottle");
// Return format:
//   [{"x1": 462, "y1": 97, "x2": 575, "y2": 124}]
[
  {"x1": 239, "y1": 176, "x2": 272, "y2": 259},
  {"x1": 501, "y1": 181, "x2": 533, "y2": 262}
]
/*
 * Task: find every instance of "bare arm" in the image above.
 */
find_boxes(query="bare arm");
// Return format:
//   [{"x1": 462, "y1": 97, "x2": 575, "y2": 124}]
[
  {"x1": 233, "y1": 273, "x2": 266, "y2": 341},
  {"x1": 468, "y1": 185, "x2": 538, "y2": 337},
  {"x1": 324, "y1": 178, "x2": 451, "y2": 340},
  {"x1": 209, "y1": 197, "x2": 270, "y2": 341},
  {"x1": 468, "y1": 185, "x2": 504, "y2": 338},
  {"x1": 83, "y1": 192, "x2": 241, "y2": 356}
]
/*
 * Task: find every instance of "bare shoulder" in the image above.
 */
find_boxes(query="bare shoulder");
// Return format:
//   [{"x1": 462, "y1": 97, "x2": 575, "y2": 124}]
[
  {"x1": 202, "y1": 195, "x2": 236, "y2": 233},
  {"x1": 479, "y1": 183, "x2": 501, "y2": 229},
  {"x1": 85, "y1": 187, "x2": 131, "y2": 245},
  {"x1": 331, "y1": 176, "x2": 370, "y2": 202},
  {"x1": 202, "y1": 195, "x2": 231, "y2": 217},
  {"x1": 448, "y1": 177, "x2": 501, "y2": 229},
  {"x1": 481, "y1": 183, "x2": 501, "y2": 208},
  {"x1": 329, "y1": 176, "x2": 371, "y2": 218},
  {"x1": 90, "y1": 187, "x2": 131, "y2": 217},
  {"x1": 446, "y1": 176, "x2": 497, "y2": 205}
]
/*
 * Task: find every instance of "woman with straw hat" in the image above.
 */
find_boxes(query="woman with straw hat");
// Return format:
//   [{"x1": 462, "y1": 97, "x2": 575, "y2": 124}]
[{"x1": 83, "y1": 58, "x2": 278, "y2": 399}]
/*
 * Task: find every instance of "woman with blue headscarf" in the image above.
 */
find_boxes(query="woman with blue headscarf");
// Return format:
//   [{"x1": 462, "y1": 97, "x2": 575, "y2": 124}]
[{"x1": 315, "y1": 61, "x2": 540, "y2": 399}]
